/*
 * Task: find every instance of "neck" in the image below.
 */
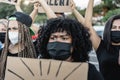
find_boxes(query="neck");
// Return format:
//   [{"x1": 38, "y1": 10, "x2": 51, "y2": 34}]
[
  {"x1": 112, "y1": 42, "x2": 120, "y2": 46},
  {"x1": 66, "y1": 56, "x2": 73, "y2": 62},
  {"x1": 9, "y1": 43, "x2": 24, "y2": 54}
]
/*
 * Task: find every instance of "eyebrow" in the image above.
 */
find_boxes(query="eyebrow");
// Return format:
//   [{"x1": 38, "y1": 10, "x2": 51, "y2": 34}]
[
  {"x1": 8, "y1": 26, "x2": 18, "y2": 28},
  {"x1": 112, "y1": 25, "x2": 117, "y2": 26},
  {"x1": 112, "y1": 25, "x2": 120, "y2": 28},
  {"x1": 51, "y1": 34, "x2": 70, "y2": 37}
]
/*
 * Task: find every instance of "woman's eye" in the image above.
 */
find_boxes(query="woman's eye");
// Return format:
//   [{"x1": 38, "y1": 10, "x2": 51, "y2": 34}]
[
  {"x1": 50, "y1": 37, "x2": 55, "y2": 40},
  {"x1": 62, "y1": 37, "x2": 68, "y2": 40}
]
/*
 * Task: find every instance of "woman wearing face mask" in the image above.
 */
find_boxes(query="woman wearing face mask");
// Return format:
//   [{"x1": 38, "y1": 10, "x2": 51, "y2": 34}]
[
  {"x1": 0, "y1": 19, "x2": 8, "y2": 50},
  {"x1": 37, "y1": 18, "x2": 104, "y2": 80},
  {"x1": 95, "y1": 15, "x2": 120, "y2": 80},
  {"x1": 71, "y1": 0, "x2": 120, "y2": 80},
  {"x1": 0, "y1": 12, "x2": 37, "y2": 80}
]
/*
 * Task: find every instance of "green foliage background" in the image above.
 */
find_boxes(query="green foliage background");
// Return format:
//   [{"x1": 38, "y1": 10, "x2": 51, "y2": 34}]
[{"x1": 102, "y1": 9, "x2": 120, "y2": 22}]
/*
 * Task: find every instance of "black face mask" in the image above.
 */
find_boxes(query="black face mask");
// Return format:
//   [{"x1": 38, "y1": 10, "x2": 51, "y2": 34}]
[
  {"x1": 47, "y1": 42, "x2": 71, "y2": 60},
  {"x1": 111, "y1": 31, "x2": 120, "y2": 43},
  {"x1": 0, "y1": 33, "x2": 6, "y2": 43}
]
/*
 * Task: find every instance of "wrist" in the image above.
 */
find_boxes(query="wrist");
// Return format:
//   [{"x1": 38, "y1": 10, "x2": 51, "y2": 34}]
[
  {"x1": 34, "y1": 8, "x2": 38, "y2": 10},
  {"x1": 73, "y1": 8, "x2": 76, "y2": 12}
]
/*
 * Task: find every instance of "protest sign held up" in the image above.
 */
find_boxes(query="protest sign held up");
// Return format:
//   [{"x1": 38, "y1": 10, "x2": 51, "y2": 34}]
[
  {"x1": 38, "y1": 0, "x2": 72, "y2": 13},
  {"x1": 0, "y1": 0, "x2": 72, "y2": 13}
]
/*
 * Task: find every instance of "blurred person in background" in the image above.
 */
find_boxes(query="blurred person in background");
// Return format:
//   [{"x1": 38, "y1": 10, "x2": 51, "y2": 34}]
[{"x1": 0, "y1": 19, "x2": 8, "y2": 50}]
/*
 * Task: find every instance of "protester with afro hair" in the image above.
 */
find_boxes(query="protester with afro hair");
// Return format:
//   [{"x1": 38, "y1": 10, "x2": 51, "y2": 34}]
[{"x1": 37, "y1": 18, "x2": 104, "y2": 80}]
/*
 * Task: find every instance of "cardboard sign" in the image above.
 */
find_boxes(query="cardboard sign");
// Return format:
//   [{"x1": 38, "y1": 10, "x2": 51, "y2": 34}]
[
  {"x1": 0, "y1": 0, "x2": 17, "y2": 5},
  {"x1": 38, "y1": 0, "x2": 72, "y2": 13},
  {"x1": 0, "y1": 0, "x2": 72, "y2": 13},
  {"x1": 5, "y1": 57, "x2": 88, "y2": 80}
]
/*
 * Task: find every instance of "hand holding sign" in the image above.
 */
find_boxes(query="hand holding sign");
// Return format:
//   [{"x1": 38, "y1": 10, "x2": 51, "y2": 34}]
[
  {"x1": 70, "y1": 0, "x2": 75, "y2": 11},
  {"x1": 33, "y1": 2, "x2": 40, "y2": 10}
]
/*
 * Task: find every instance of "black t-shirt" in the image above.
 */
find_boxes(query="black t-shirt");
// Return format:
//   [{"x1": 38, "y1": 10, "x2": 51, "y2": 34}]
[
  {"x1": 88, "y1": 63, "x2": 104, "y2": 80},
  {"x1": 96, "y1": 40, "x2": 120, "y2": 80}
]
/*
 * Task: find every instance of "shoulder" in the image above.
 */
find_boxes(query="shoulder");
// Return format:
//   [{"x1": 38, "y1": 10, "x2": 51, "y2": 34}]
[
  {"x1": 96, "y1": 40, "x2": 108, "y2": 56},
  {"x1": 88, "y1": 63, "x2": 104, "y2": 80},
  {"x1": 96, "y1": 40, "x2": 106, "y2": 51}
]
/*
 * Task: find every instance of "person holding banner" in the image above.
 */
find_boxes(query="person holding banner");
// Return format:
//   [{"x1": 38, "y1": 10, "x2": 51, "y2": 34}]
[
  {"x1": 37, "y1": 17, "x2": 104, "y2": 80},
  {"x1": 71, "y1": 0, "x2": 120, "y2": 80},
  {"x1": 0, "y1": 12, "x2": 37, "y2": 80}
]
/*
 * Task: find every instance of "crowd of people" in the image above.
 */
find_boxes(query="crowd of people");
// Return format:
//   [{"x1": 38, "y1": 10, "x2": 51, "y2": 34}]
[{"x1": 0, "y1": 0, "x2": 120, "y2": 80}]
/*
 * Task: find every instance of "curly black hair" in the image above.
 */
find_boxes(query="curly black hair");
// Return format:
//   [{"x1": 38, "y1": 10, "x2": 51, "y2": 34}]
[{"x1": 37, "y1": 18, "x2": 92, "y2": 62}]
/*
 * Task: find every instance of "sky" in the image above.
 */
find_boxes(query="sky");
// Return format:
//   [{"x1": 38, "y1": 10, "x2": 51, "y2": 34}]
[{"x1": 73, "y1": 0, "x2": 102, "y2": 9}]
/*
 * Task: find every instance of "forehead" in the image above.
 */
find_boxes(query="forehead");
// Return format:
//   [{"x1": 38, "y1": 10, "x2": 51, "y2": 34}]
[
  {"x1": 0, "y1": 24, "x2": 6, "y2": 28},
  {"x1": 8, "y1": 20, "x2": 18, "y2": 27},
  {"x1": 0, "y1": 19, "x2": 8, "y2": 26},
  {"x1": 51, "y1": 31, "x2": 69, "y2": 36},
  {"x1": 0, "y1": 19, "x2": 8, "y2": 22},
  {"x1": 112, "y1": 19, "x2": 120, "y2": 25}
]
